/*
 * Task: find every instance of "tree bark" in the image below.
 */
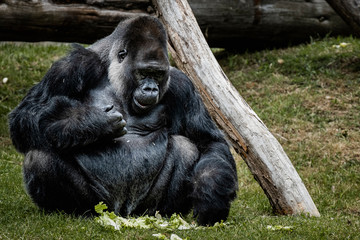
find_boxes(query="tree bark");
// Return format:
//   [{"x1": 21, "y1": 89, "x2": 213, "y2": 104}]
[
  {"x1": 0, "y1": 0, "x2": 152, "y2": 44},
  {"x1": 152, "y1": 0, "x2": 320, "y2": 217},
  {"x1": 191, "y1": 0, "x2": 351, "y2": 49},
  {"x1": 0, "y1": 0, "x2": 351, "y2": 49},
  {"x1": 326, "y1": 0, "x2": 360, "y2": 36}
]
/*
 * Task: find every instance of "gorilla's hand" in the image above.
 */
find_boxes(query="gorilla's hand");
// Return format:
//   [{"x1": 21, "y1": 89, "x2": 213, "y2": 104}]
[{"x1": 104, "y1": 105, "x2": 127, "y2": 137}]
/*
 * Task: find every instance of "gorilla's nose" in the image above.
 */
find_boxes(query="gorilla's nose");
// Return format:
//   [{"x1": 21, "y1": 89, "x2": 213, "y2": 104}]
[{"x1": 141, "y1": 80, "x2": 159, "y2": 97}]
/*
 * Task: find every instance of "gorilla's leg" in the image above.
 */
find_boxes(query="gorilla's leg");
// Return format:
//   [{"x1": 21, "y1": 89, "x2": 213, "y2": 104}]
[
  {"x1": 23, "y1": 150, "x2": 103, "y2": 215},
  {"x1": 162, "y1": 135, "x2": 200, "y2": 215},
  {"x1": 191, "y1": 142, "x2": 238, "y2": 226},
  {"x1": 134, "y1": 135, "x2": 199, "y2": 217}
]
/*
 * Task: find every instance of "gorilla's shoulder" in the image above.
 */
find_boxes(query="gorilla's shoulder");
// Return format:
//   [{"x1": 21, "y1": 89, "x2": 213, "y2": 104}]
[
  {"x1": 168, "y1": 67, "x2": 196, "y2": 97},
  {"x1": 39, "y1": 44, "x2": 106, "y2": 98}
]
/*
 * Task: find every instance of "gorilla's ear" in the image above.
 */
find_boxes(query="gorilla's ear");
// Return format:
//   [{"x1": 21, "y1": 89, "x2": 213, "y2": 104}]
[{"x1": 44, "y1": 44, "x2": 107, "y2": 98}]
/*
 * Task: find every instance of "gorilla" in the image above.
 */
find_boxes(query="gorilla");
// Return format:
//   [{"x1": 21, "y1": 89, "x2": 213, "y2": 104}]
[{"x1": 9, "y1": 16, "x2": 238, "y2": 226}]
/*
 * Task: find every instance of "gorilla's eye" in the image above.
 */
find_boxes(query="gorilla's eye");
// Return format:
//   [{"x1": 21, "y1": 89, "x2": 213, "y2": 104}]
[{"x1": 118, "y1": 49, "x2": 127, "y2": 63}]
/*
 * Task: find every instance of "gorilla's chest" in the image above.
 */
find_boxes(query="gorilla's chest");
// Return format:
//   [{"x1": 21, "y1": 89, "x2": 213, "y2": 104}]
[
  {"x1": 76, "y1": 128, "x2": 168, "y2": 183},
  {"x1": 74, "y1": 107, "x2": 170, "y2": 212},
  {"x1": 76, "y1": 128, "x2": 169, "y2": 214}
]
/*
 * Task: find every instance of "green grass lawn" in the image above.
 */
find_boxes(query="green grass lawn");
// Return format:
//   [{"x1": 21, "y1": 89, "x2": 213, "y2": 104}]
[{"x1": 1, "y1": 38, "x2": 359, "y2": 239}]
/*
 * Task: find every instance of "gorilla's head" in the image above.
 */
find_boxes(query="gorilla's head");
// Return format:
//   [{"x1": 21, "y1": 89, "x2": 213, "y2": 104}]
[{"x1": 91, "y1": 16, "x2": 170, "y2": 114}]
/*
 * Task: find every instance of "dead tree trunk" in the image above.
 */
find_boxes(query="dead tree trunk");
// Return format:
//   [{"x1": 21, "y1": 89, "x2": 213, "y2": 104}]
[
  {"x1": 152, "y1": 0, "x2": 320, "y2": 217},
  {"x1": 0, "y1": 0, "x2": 152, "y2": 44},
  {"x1": 0, "y1": 0, "x2": 351, "y2": 49},
  {"x1": 191, "y1": 0, "x2": 351, "y2": 49},
  {"x1": 326, "y1": 0, "x2": 360, "y2": 36}
]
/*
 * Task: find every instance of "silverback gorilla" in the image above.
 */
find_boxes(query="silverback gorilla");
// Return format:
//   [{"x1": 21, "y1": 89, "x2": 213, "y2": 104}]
[{"x1": 9, "y1": 16, "x2": 238, "y2": 225}]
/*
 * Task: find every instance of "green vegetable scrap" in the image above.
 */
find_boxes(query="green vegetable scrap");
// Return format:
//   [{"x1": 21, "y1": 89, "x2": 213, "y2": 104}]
[
  {"x1": 95, "y1": 202, "x2": 196, "y2": 231},
  {"x1": 94, "y1": 202, "x2": 227, "y2": 233},
  {"x1": 152, "y1": 233, "x2": 186, "y2": 240},
  {"x1": 152, "y1": 233, "x2": 168, "y2": 239},
  {"x1": 266, "y1": 225, "x2": 294, "y2": 231}
]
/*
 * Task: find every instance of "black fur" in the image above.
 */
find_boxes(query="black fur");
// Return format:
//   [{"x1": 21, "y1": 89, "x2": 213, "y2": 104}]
[{"x1": 9, "y1": 16, "x2": 238, "y2": 226}]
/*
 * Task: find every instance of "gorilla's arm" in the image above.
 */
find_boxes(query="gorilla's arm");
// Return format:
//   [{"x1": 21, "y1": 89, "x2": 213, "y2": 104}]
[
  {"x1": 9, "y1": 45, "x2": 124, "y2": 153},
  {"x1": 38, "y1": 96, "x2": 125, "y2": 151},
  {"x1": 167, "y1": 68, "x2": 238, "y2": 225}
]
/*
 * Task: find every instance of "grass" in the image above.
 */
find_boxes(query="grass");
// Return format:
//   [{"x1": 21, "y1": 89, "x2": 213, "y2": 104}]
[{"x1": 0, "y1": 37, "x2": 359, "y2": 239}]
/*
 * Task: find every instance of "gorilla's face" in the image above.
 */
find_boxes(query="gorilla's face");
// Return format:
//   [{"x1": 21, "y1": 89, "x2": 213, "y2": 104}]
[{"x1": 107, "y1": 17, "x2": 170, "y2": 114}]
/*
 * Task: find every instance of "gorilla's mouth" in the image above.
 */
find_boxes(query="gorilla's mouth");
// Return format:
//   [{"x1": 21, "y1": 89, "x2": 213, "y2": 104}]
[
  {"x1": 133, "y1": 97, "x2": 153, "y2": 110},
  {"x1": 133, "y1": 78, "x2": 160, "y2": 111}
]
